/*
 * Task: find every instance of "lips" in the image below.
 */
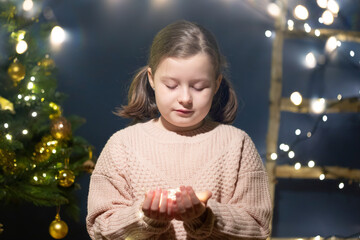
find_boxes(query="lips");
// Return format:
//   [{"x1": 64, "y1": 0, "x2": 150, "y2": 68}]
[{"x1": 175, "y1": 109, "x2": 193, "y2": 114}]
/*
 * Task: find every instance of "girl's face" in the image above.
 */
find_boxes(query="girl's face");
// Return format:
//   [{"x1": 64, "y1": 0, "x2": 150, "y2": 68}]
[{"x1": 148, "y1": 53, "x2": 221, "y2": 132}]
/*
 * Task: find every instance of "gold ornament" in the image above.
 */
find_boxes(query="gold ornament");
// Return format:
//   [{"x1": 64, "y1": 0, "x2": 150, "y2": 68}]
[
  {"x1": 57, "y1": 169, "x2": 75, "y2": 187},
  {"x1": 50, "y1": 117, "x2": 71, "y2": 140},
  {"x1": 8, "y1": 62, "x2": 26, "y2": 85},
  {"x1": 82, "y1": 147, "x2": 95, "y2": 173},
  {"x1": 0, "y1": 96, "x2": 15, "y2": 114},
  {"x1": 38, "y1": 57, "x2": 55, "y2": 69},
  {"x1": 0, "y1": 149, "x2": 17, "y2": 175},
  {"x1": 32, "y1": 135, "x2": 58, "y2": 163},
  {"x1": 49, "y1": 213, "x2": 68, "y2": 239}
]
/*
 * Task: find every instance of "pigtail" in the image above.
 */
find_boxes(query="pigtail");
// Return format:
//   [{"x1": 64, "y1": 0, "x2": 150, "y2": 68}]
[
  {"x1": 209, "y1": 76, "x2": 238, "y2": 124},
  {"x1": 113, "y1": 66, "x2": 158, "y2": 123}
]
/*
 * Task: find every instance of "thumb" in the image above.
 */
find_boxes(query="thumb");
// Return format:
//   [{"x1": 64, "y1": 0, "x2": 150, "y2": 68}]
[{"x1": 195, "y1": 190, "x2": 212, "y2": 203}]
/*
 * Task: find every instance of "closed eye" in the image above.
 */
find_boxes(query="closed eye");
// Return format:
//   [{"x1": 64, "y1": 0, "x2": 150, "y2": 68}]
[
  {"x1": 192, "y1": 85, "x2": 208, "y2": 91},
  {"x1": 166, "y1": 85, "x2": 177, "y2": 89}
]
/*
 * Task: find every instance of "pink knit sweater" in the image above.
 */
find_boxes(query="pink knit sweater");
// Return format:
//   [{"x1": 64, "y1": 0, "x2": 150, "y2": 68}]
[{"x1": 86, "y1": 119, "x2": 271, "y2": 239}]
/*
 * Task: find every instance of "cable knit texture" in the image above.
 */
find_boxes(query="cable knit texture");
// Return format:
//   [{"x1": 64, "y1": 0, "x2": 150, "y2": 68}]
[{"x1": 86, "y1": 119, "x2": 271, "y2": 240}]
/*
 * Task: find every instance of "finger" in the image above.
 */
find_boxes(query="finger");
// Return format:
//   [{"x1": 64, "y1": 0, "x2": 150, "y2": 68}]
[
  {"x1": 150, "y1": 189, "x2": 161, "y2": 218},
  {"x1": 181, "y1": 186, "x2": 194, "y2": 215},
  {"x1": 196, "y1": 190, "x2": 213, "y2": 203},
  {"x1": 142, "y1": 190, "x2": 154, "y2": 216},
  {"x1": 175, "y1": 192, "x2": 185, "y2": 214},
  {"x1": 187, "y1": 186, "x2": 201, "y2": 205},
  {"x1": 159, "y1": 190, "x2": 168, "y2": 220},
  {"x1": 167, "y1": 198, "x2": 173, "y2": 220}
]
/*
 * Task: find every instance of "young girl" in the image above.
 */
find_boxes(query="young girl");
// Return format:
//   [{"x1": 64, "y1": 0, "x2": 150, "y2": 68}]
[{"x1": 86, "y1": 20, "x2": 271, "y2": 239}]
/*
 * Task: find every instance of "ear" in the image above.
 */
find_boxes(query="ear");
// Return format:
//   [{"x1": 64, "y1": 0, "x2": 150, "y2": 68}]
[
  {"x1": 147, "y1": 67, "x2": 155, "y2": 89},
  {"x1": 214, "y1": 74, "x2": 222, "y2": 94}
]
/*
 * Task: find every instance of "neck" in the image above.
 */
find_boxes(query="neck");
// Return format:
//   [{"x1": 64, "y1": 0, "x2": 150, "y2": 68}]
[{"x1": 156, "y1": 117, "x2": 205, "y2": 133}]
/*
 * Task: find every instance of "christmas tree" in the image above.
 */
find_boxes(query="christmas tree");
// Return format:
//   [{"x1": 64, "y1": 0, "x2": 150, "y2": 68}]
[{"x1": 0, "y1": 0, "x2": 94, "y2": 238}]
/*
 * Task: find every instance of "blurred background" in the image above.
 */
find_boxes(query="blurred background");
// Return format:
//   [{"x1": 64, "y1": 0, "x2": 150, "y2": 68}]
[{"x1": 0, "y1": 0, "x2": 359, "y2": 239}]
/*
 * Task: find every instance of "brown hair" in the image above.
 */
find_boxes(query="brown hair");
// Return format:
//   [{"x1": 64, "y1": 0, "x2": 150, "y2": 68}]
[{"x1": 114, "y1": 20, "x2": 238, "y2": 124}]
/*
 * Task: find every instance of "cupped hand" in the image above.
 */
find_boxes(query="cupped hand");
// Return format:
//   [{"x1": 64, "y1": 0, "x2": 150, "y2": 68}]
[
  {"x1": 142, "y1": 189, "x2": 174, "y2": 222},
  {"x1": 173, "y1": 186, "x2": 212, "y2": 222}
]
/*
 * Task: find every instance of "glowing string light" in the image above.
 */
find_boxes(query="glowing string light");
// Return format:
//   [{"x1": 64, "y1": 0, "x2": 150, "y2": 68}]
[
  {"x1": 308, "y1": 160, "x2": 315, "y2": 168},
  {"x1": 23, "y1": 0, "x2": 34, "y2": 11},
  {"x1": 290, "y1": 92, "x2": 303, "y2": 106},
  {"x1": 50, "y1": 26, "x2": 66, "y2": 46},
  {"x1": 16, "y1": 40, "x2": 28, "y2": 54},
  {"x1": 317, "y1": 0, "x2": 327, "y2": 8},
  {"x1": 305, "y1": 52, "x2": 317, "y2": 68},
  {"x1": 294, "y1": 5, "x2": 309, "y2": 20},
  {"x1": 265, "y1": 30, "x2": 272, "y2": 38},
  {"x1": 322, "y1": 10, "x2": 334, "y2": 25},
  {"x1": 327, "y1": 0, "x2": 339, "y2": 14}
]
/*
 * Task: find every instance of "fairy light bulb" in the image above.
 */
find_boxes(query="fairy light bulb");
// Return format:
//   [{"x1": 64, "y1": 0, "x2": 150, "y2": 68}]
[
  {"x1": 319, "y1": 174, "x2": 325, "y2": 180},
  {"x1": 23, "y1": 0, "x2": 34, "y2": 11},
  {"x1": 265, "y1": 30, "x2": 272, "y2": 38},
  {"x1": 16, "y1": 40, "x2": 28, "y2": 54},
  {"x1": 322, "y1": 115, "x2": 328, "y2": 122},
  {"x1": 31, "y1": 112, "x2": 37, "y2": 117},
  {"x1": 294, "y1": 5, "x2": 309, "y2": 20},
  {"x1": 327, "y1": 0, "x2": 339, "y2": 14},
  {"x1": 287, "y1": 19, "x2": 294, "y2": 31},
  {"x1": 294, "y1": 162, "x2": 301, "y2": 170},
  {"x1": 304, "y1": 23, "x2": 311, "y2": 33},
  {"x1": 339, "y1": 182, "x2": 344, "y2": 189},
  {"x1": 50, "y1": 26, "x2": 66, "y2": 46},
  {"x1": 22, "y1": 129, "x2": 28, "y2": 135},
  {"x1": 295, "y1": 129, "x2": 301, "y2": 135},
  {"x1": 4, "y1": 123, "x2": 9, "y2": 128},
  {"x1": 305, "y1": 52, "x2": 317, "y2": 68},
  {"x1": 350, "y1": 51, "x2": 355, "y2": 57},
  {"x1": 311, "y1": 98, "x2": 326, "y2": 114},
  {"x1": 337, "y1": 94, "x2": 342, "y2": 100},
  {"x1": 17, "y1": 94, "x2": 22, "y2": 99},
  {"x1": 308, "y1": 160, "x2": 315, "y2": 168},
  {"x1": 267, "y1": 3, "x2": 280, "y2": 17},
  {"x1": 317, "y1": 0, "x2": 327, "y2": 8},
  {"x1": 325, "y1": 36, "x2": 337, "y2": 52},
  {"x1": 315, "y1": 29, "x2": 321, "y2": 37},
  {"x1": 6, "y1": 134, "x2": 12, "y2": 141},
  {"x1": 27, "y1": 82, "x2": 34, "y2": 89},
  {"x1": 282, "y1": 144, "x2": 289, "y2": 152},
  {"x1": 307, "y1": 132, "x2": 312, "y2": 138},
  {"x1": 288, "y1": 151, "x2": 295, "y2": 159},
  {"x1": 270, "y1": 153, "x2": 278, "y2": 160},
  {"x1": 290, "y1": 92, "x2": 302, "y2": 106},
  {"x1": 322, "y1": 10, "x2": 334, "y2": 25}
]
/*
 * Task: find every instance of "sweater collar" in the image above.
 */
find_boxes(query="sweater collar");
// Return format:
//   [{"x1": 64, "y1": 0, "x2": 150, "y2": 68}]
[{"x1": 140, "y1": 118, "x2": 220, "y2": 143}]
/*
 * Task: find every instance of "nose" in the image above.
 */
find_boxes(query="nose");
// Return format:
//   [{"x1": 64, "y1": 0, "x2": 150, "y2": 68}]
[{"x1": 177, "y1": 87, "x2": 192, "y2": 106}]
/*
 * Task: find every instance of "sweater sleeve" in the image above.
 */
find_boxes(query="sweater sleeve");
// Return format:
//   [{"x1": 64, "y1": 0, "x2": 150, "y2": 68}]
[
  {"x1": 183, "y1": 133, "x2": 272, "y2": 239},
  {"x1": 86, "y1": 135, "x2": 171, "y2": 240}
]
